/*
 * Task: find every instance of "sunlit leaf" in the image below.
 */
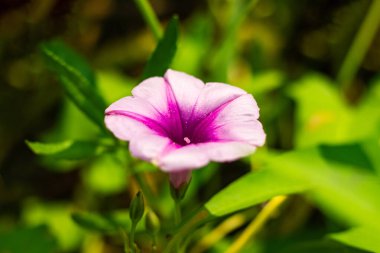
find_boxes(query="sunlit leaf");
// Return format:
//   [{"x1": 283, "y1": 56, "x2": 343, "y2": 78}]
[
  {"x1": 142, "y1": 16, "x2": 179, "y2": 79},
  {"x1": 268, "y1": 148, "x2": 380, "y2": 228},
  {"x1": 205, "y1": 168, "x2": 309, "y2": 216},
  {"x1": 273, "y1": 240, "x2": 367, "y2": 253},
  {"x1": 330, "y1": 227, "x2": 380, "y2": 253},
  {"x1": 287, "y1": 74, "x2": 352, "y2": 148},
  {"x1": 26, "y1": 139, "x2": 113, "y2": 160}
]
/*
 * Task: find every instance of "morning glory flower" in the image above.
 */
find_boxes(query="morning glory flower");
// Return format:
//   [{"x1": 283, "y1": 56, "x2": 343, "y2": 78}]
[{"x1": 105, "y1": 69, "x2": 266, "y2": 188}]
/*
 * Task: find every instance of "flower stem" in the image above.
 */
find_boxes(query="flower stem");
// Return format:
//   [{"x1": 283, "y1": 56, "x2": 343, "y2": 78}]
[
  {"x1": 337, "y1": 0, "x2": 380, "y2": 91},
  {"x1": 129, "y1": 223, "x2": 137, "y2": 253},
  {"x1": 174, "y1": 200, "x2": 182, "y2": 225},
  {"x1": 226, "y1": 195, "x2": 288, "y2": 253},
  {"x1": 133, "y1": 0, "x2": 162, "y2": 41},
  {"x1": 164, "y1": 208, "x2": 211, "y2": 253}
]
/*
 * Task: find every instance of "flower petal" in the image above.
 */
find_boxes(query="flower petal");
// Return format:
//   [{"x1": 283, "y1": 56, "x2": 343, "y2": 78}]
[
  {"x1": 105, "y1": 97, "x2": 166, "y2": 140},
  {"x1": 129, "y1": 133, "x2": 173, "y2": 161},
  {"x1": 212, "y1": 94, "x2": 266, "y2": 146},
  {"x1": 192, "y1": 82, "x2": 248, "y2": 120},
  {"x1": 164, "y1": 69, "x2": 204, "y2": 121},
  {"x1": 157, "y1": 144, "x2": 209, "y2": 172},
  {"x1": 194, "y1": 94, "x2": 265, "y2": 145},
  {"x1": 131, "y1": 77, "x2": 169, "y2": 115},
  {"x1": 198, "y1": 141, "x2": 256, "y2": 162},
  {"x1": 158, "y1": 140, "x2": 256, "y2": 172}
]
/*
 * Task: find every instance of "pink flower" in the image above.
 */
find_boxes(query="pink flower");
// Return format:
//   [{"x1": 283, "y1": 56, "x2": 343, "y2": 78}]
[{"x1": 105, "y1": 69, "x2": 266, "y2": 188}]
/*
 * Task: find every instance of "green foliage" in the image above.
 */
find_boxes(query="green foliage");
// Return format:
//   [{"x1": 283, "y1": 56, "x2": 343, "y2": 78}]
[
  {"x1": 267, "y1": 147, "x2": 380, "y2": 228},
  {"x1": 5, "y1": 1, "x2": 380, "y2": 252},
  {"x1": 205, "y1": 168, "x2": 309, "y2": 216},
  {"x1": 71, "y1": 212, "x2": 121, "y2": 233},
  {"x1": 142, "y1": 16, "x2": 179, "y2": 79},
  {"x1": 0, "y1": 225, "x2": 57, "y2": 253},
  {"x1": 287, "y1": 74, "x2": 352, "y2": 147},
  {"x1": 330, "y1": 227, "x2": 380, "y2": 252},
  {"x1": 21, "y1": 201, "x2": 84, "y2": 251},
  {"x1": 25, "y1": 139, "x2": 113, "y2": 160},
  {"x1": 40, "y1": 40, "x2": 107, "y2": 130}
]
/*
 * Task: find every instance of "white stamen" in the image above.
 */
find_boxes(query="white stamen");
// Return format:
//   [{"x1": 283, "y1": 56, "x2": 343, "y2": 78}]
[{"x1": 184, "y1": 137, "x2": 191, "y2": 144}]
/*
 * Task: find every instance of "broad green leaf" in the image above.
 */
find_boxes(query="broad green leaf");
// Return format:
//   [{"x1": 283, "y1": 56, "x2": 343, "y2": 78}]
[
  {"x1": 142, "y1": 16, "x2": 179, "y2": 79},
  {"x1": 26, "y1": 139, "x2": 112, "y2": 160},
  {"x1": 40, "y1": 40, "x2": 106, "y2": 129},
  {"x1": 0, "y1": 225, "x2": 57, "y2": 253},
  {"x1": 348, "y1": 77, "x2": 380, "y2": 142},
  {"x1": 268, "y1": 148, "x2": 380, "y2": 228},
  {"x1": 330, "y1": 227, "x2": 380, "y2": 253},
  {"x1": 271, "y1": 240, "x2": 367, "y2": 253},
  {"x1": 205, "y1": 168, "x2": 309, "y2": 216},
  {"x1": 319, "y1": 143, "x2": 375, "y2": 172},
  {"x1": 287, "y1": 74, "x2": 353, "y2": 148}
]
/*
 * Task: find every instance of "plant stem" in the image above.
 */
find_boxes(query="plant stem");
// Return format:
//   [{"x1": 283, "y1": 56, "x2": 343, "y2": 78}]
[
  {"x1": 129, "y1": 223, "x2": 137, "y2": 253},
  {"x1": 226, "y1": 195, "x2": 288, "y2": 253},
  {"x1": 164, "y1": 208, "x2": 211, "y2": 253},
  {"x1": 190, "y1": 211, "x2": 252, "y2": 253},
  {"x1": 133, "y1": 0, "x2": 162, "y2": 41},
  {"x1": 174, "y1": 200, "x2": 182, "y2": 225},
  {"x1": 337, "y1": 0, "x2": 380, "y2": 91}
]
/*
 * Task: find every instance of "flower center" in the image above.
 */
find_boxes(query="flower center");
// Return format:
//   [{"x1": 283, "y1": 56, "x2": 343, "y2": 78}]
[{"x1": 183, "y1": 137, "x2": 191, "y2": 144}]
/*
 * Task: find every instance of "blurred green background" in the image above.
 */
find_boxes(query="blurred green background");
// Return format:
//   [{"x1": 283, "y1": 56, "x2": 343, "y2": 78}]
[{"x1": 1, "y1": 0, "x2": 380, "y2": 252}]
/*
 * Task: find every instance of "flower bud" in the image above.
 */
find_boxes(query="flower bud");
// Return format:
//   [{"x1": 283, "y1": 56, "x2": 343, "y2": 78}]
[
  {"x1": 129, "y1": 191, "x2": 145, "y2": 225},
  {"x1": 169, "y1": 171, "x2": 192, "y2": 201}
]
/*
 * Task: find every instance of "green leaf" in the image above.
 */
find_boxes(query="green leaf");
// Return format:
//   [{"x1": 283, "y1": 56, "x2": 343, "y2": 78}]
[
  {"x1": 40, "y1": 40, "x2": 106, "y2": 129},
  {"x1": 0, "y1": 225, "x2": 57, "y2": 253},
  {"x1": 71, "y1": 212, "x2": 120, "y2": 233},
  {"x1": 204, "y1": 168, "x2": 309, "y2": 216},
  {"x1": 41, "y1": 40, "x2": 96, "y2": 87},
  {"x1": 267, "y1": 148, "x2": 380, "y2": 228},
  {"x1": 59, "y1": 76, "x2": 105, "y2": 127},
  {"x1": 26, "y1": 139, "x2": 112, "y2": 160},
  {"x1": 287, "y1": 74, "x2": 353, "y2": 148},
  {"x1": 319, "y1": 143, "x2": 375, "y2": 172},
  {"x1": 142, "y1": 16, "x2": 179, "y2": 79},
  {"x1": 330, "y1": 227, "x2": 380, "y2": 253}
]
